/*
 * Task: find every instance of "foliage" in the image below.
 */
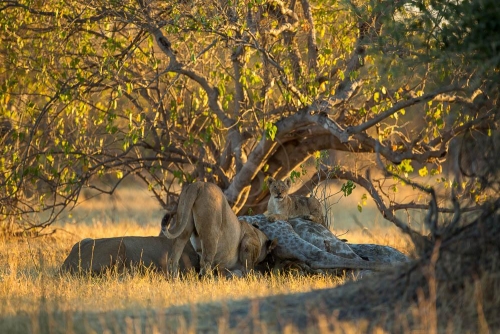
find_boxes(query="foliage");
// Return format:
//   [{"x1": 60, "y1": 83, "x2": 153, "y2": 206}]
[
  {"x1": 0, "y1": 0, "x2": 498, "y2": 241},
  {"x1": 435, "y1": 0, "x2": 500, "y2": 70}
]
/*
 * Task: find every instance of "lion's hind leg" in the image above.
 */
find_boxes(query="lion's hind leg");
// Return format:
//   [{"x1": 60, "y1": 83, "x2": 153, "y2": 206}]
[
  {"x1": 299, "y1": 213, "x2": 325, "y2": 226},
  {"x1": 198, "y1": 234, "x2": 220, "y2": 277},
  {"x1": 301, "y1": 214, "x2": 322, "y2": 224},
  {"x1": 193, "y1": 203, "x2": 226, "y2": 277},
  {"x1": 168, "y1": 232, "x2": 192, "y2": 278}
]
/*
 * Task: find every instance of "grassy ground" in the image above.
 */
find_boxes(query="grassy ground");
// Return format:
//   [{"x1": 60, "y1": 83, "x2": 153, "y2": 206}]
[
  {"x1": 0, "y1": 186, "x2": 415, "y2": 333},
  {"x1": 0, "y1": 219, "x2": 411, "y2": 333}
]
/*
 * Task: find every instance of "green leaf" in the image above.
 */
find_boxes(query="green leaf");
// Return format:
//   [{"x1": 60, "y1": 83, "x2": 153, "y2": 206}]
[
  {"x1": 264, "y1": 122, "x2": 277, "y2": 141},
  {"x1": 399, "y1": 159, "x2": 414, "y2": 176},
  {"x1": 341, "y1": 180, "x2": 356, "y2": 196},
  {"x1": 290, "y1": 170, "x2": 301, "y2": 182}
]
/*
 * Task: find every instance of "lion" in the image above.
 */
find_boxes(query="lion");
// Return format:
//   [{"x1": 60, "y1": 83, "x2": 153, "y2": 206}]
[
  {"x1": 265, "y1": 177, "x2": 325, "y2": 225},
  {"x1": 163, "y1": 181, "x2": 277, "y2": 277},
  {"x1": 60, "y1": 213, "x2": 200, "y2": 275}
]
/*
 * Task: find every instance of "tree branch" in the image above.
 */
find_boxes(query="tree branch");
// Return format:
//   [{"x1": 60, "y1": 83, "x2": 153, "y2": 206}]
[
  {"x1": 135, "y1": 1, "x2": 246, "y2": 173},
  {"x1": 329, "y1": 168, "x2": 428, "y2": 248},
  {"x1": 300, "y1": 0, "x2": 318, "y2": 71},
  {"x1": 346, "y1": 85, "x2": 461, "y2": 136}
]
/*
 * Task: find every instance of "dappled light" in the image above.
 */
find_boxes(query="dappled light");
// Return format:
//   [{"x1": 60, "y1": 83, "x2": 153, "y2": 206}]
[{"x1": 1, "y1": 0, "x2": 499, "y2": 332}]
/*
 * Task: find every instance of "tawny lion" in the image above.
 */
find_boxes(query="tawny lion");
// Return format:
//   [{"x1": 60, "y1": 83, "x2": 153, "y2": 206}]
[
  {"x1": 266, "y1": 177, "x2": 325, "y2": 225},
  {"x1": 60, "y1": 213, "x2": 200, "y2": 275},
  {"x1": 163, "y1": 181, "x2": 276, "y2": 277}
]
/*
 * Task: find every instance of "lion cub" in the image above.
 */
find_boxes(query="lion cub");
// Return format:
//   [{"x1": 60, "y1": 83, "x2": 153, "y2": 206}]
[{"x1": 265, "y1": 177, "x2": 325, "y2": 226}]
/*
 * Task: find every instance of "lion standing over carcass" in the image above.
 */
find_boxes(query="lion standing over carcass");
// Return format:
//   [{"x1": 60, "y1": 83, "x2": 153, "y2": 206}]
[{"x1": 163, "y1": 181, "x2": 276, "y2": 277}]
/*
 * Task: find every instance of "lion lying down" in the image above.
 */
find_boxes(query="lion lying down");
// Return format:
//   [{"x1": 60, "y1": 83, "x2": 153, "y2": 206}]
[{"x1": 60, "y1": 214, "x2": 200, "y2": 275}]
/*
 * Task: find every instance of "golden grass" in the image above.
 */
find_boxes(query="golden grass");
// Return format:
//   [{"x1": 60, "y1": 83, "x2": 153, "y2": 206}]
[
  {"x1": 2, "y1": 212, "x2": 496, "y2": 333},
  {"x1": 2, "y1": 219, "x2": 389, "y2": 317},
  {"x1": 0, "y1": 187, "x2": 416, "y2": 333}
]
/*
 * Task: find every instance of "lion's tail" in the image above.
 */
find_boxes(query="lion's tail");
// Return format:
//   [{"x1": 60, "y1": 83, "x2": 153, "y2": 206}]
[{"x1": 163, "y1": 182, "x2": 201, "y2": 239}]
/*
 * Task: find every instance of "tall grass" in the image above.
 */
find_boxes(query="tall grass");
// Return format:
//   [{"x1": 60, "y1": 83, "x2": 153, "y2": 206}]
[
  {"x1": 0, "y1": 218, "x2": 357, "y2": 314},
  {"x1": 0, "y1": 215, "x2": 412, "y2": 333},
  {"x1": 0, "y1": 185, "x2": 422, "y2": 333},
  {"x1": 3, "y1": 212, "x2": 496, "y2": 334}
]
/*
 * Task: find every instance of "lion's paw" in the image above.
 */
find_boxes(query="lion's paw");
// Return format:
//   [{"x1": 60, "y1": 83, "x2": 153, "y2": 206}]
[{"x1": 266, "y1": 215, "x2": 278, "y2": 222}]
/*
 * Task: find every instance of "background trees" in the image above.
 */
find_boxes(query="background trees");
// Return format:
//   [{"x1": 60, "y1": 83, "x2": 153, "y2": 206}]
[{"x1": 0, "y1": 0, "x2": 498, "y2": 246}]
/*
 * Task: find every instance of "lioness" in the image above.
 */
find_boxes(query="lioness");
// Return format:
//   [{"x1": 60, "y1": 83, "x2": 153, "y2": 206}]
[
  {"x1": 60, "y1": 214, "x2": 200, "y2": 275},
  {"x1": 163, "y1": 181, "x2": 276, "y2": 277},
  {"x1": 266, "y1": 177, "x2": 325, "y2": 225}
]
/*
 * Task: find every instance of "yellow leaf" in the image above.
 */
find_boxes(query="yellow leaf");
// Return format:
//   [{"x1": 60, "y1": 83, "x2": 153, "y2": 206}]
[{"x1": 418, "y1": 166, "x2": 428, "y2": 177}]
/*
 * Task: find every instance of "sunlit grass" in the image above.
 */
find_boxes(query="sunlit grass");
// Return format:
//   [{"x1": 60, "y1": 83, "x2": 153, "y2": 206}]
[
  {"x1": 3, "y1": 210, "x2": 494, "y2": 334},
  {"x1": 0, "y1": 187, "x2": 415, "y2": 333},
  {"x1": 2, "y1": 219, "x2": 380, "y2": 319}
]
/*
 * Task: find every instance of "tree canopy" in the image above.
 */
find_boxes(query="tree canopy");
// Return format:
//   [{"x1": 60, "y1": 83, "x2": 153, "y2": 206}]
[{"x1": 1, "y1": 0, "x2": 498, "y2": 245}]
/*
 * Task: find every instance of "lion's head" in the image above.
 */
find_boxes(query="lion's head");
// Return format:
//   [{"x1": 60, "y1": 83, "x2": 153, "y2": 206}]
[{"x1": 267, "y1": 177, "x2": 292, "y2": 201}]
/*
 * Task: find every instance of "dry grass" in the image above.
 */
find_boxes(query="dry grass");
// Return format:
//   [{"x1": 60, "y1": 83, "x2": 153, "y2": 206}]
[
  {"x1": 10, "y1": 185, "x2": 497, "y2": 333},
  {"x1": 0, "y1": 220, "x2": 344, "y2": 314},
  {"x1": 0, "y1": 185, "x2": 422, "y2": 333},
  {"x1": 0, "y1": 210, "x2": 412, "y2": 333}
]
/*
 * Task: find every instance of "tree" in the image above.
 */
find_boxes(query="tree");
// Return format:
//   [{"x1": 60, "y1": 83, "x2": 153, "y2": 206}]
[{"x1": 0, "y1": 0, "x2": 498, "y2": 245}]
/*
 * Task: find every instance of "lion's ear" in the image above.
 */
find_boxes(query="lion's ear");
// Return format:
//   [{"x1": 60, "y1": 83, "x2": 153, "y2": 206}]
[
  {"x1": 285, "y1": 178, "x2": 292, "y2": 188},
  {"x1": 165, "y1": 194, "x2": 179, "y2": 212},
  {"x1": 161, "y1": 212, "x2": 174, "y2": 228},
  {"x1": 266, "y1": 238, "x2": 278, "y2": 253},
  {"x1": 266, "y1": 177, "x2": 275, "y2": 187}
]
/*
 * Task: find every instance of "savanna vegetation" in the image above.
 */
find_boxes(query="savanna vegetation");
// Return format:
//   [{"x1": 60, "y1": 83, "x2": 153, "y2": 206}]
[
  {"x1": 0, "y1": 194, "x2": 414, "y2": 333},
  {"x1": 1, "y1": 0, "x2": 499, "y2": 332}
]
